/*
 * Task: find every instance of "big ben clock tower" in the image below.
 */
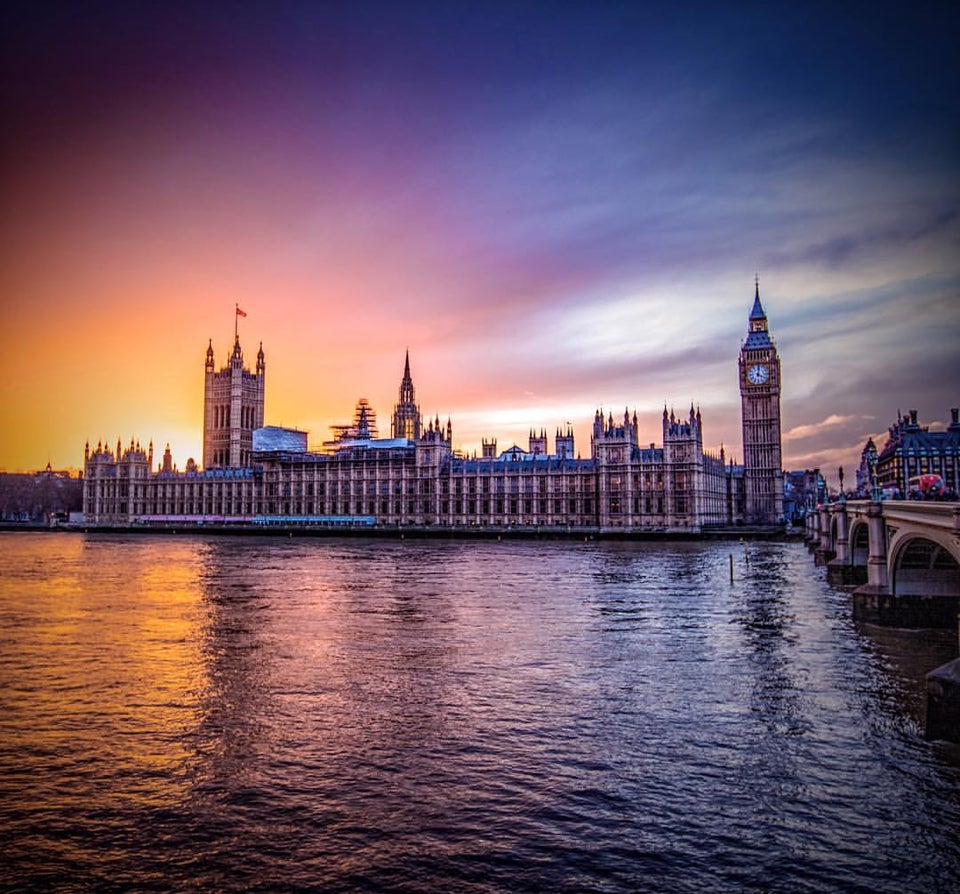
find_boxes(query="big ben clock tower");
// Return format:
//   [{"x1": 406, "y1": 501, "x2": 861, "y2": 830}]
[{"x1": 739, "y1": 279, "x2": 784, "y2": 525}]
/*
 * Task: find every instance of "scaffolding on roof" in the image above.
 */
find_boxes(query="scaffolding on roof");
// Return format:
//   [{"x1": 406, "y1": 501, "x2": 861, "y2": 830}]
[{"x1": 329, "y1": 398, "x2": 380, "y2": 442}]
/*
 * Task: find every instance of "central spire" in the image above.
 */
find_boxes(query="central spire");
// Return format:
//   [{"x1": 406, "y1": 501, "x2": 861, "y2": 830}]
[
  {"x1": 399, "y1": 349, "x2": 415, "y2": 405},
  {"x1": 392, "y1": 349, "x2": 422, "y2": 440},
  {"x1": 750, "y1": 274, "x2": 765, "y2": 321},
  {"x1": 744, "y1": 277, "x2": 772, "y2": 348}
]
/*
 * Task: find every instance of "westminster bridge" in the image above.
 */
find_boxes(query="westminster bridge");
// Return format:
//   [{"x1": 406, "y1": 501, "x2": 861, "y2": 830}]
[{"x1": 805, "y1": 499, "x2": 960, "y2": 627}]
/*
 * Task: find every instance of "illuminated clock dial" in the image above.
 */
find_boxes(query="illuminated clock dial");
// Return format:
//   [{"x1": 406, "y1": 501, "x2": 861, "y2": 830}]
[{"x1": 747, "y1": 363, "x2": 769, "y2": 385}]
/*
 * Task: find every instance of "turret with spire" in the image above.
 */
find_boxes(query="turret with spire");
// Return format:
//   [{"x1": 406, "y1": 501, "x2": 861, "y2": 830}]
[
  {"x1": 739, "y1": 276, "x2": 784, "y2": 525},
  {"x1": 391, "y1": 349, "x2": 422, "y2": 440},
  {"x1": 744, "y1": 275, "x2": 773, "y2": 350},
  {"x1": 202, "y1": 309, "x2": 266, "y2": 469}
]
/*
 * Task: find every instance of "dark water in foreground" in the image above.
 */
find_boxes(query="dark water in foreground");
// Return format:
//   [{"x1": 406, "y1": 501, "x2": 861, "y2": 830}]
[{"x1": 0, "y1": 533, "x2": 958, "y2": 893}]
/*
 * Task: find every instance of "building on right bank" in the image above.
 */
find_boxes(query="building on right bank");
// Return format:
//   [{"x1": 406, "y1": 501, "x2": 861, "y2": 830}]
[{"x1": 871, "y1": 408, "x2": 960, "y2": 498}]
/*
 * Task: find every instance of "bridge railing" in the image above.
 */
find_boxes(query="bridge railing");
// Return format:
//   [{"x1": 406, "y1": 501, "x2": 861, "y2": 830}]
[
  {"x1": 875, "y1": 500, "x2": 960, "y2": 534},
  {"x1": 827, "y1": 499, "x2": 959, "y2": 531}
]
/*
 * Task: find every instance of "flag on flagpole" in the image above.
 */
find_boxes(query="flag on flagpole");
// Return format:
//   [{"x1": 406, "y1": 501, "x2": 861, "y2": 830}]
[{"x1": 236, "y1": 306, "x2": 247, "y2": 317}]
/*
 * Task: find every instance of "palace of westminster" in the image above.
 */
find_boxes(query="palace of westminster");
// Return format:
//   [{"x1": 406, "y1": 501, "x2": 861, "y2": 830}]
[{"x1": 82, "y1": 287, "x2": 786, "y2": 531}]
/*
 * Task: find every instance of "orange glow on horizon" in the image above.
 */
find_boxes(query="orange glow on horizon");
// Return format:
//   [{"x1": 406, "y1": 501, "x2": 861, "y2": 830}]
[{"x1": 2, "y1": 5, "x2": 957, "y2": 479}]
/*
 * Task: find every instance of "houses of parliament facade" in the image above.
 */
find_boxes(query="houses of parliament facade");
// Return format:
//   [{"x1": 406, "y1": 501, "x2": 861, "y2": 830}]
[{"x1": 83, "y1": 287, "x2": 785, "y2": 532}]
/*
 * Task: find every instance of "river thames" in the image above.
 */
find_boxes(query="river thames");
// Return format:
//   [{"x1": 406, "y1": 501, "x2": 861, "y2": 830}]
[{"x1": 1, "y1": 533, "x2": 958, "y2": 892}]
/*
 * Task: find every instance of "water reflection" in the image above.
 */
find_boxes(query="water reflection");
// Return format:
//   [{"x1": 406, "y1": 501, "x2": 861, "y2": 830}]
[
  {"x1": 0, "y1": 535, "x2": 209, "y2": 814},
  {"x1": 191, "y1": 539, "x2": 280, "y2": 800},
  {"x1": 2, "y1": 534, "x2": 959, "y2": 892},
  {"x1": 854, "y1": 621, "x2": 956, "y2": 729}
]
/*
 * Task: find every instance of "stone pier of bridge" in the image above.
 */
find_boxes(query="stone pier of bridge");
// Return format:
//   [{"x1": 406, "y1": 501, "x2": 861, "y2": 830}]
[
  {"x1": 806, "y1": 499, "x2": 960, "y2": 741},
  {"x1": 806, "y1": 499, "x2": 960, "y2": 626}
]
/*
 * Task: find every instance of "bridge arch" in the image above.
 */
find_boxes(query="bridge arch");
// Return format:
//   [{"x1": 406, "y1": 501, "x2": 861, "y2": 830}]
[
  {"x1": 890, "y1": 533, "x2": 960, "y2": 596},
  {"x1": 849, "y1": 520, "x2": 870, "y2": 569},
  {"x1": 828, "y1": 514, "x2": 842, "y2": 555}
]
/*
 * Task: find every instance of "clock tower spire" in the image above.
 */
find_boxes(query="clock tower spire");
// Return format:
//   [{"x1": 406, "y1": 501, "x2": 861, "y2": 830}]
[{"x1": 739, "y1": 278, "x2": 783, "y2": 525}]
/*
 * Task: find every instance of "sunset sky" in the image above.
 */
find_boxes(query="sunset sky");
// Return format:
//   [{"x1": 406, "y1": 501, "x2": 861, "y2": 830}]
[{"x1": 1, "y1": 2, "x2": 958, "y2": 478}]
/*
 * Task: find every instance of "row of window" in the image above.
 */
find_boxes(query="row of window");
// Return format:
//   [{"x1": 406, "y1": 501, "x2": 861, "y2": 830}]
[
  {"x1": 209, "y1": 404, "x2": 260, "y2": 430},
  {"x1": 882, "y1": 455, "x2": 958, "y2": 488}
]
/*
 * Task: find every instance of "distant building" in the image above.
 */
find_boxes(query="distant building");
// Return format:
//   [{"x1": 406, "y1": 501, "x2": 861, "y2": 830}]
[
  {"x1": 83, "y1": 286, "x2": 787, "y2": 532},
  {"x1": 783, "y1": 469, "x2": 826, "y2": 521},
  {"x1": 0, "y1": 465, "x2": 83, "y2": 523},
  {"x1": 874, "y1": 408, "x2": 960, "y2": 496}
]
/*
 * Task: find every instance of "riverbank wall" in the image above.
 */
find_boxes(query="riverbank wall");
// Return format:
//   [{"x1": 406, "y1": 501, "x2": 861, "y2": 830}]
[{"x1": 2, "y1": 521, "x2": 797, "y2": 542}]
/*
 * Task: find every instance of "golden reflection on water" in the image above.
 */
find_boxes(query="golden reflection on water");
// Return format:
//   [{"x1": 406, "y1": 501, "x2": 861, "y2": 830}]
[
  {"x1": 0, "y1": 534, "x2": 211, "y2": 808},
  {"x1": 189, "y1": 538, "x2": 464, "y2": 783},
  {"x1": 2, "y1": 535, "x2": 959, "y2": 892}
]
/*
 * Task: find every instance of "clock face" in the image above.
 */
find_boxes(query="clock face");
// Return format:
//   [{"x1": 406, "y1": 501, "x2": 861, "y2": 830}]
[{"x1": 747, "y1": 363, "x2": 769, "y2": 385}]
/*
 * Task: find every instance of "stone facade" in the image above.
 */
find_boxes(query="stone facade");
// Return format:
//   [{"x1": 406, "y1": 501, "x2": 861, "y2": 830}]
[
  {"x1": 83, "y1": 413, "x2": 740, "y2": 532},
  {"x1": 202, "y1": 335, "x2": 265, "y2": 469},
  {"x1": 739, "y1": 280, "x2": 784, "y2": 524},
  {"x1": 84, "y1": 289, "x2": 784, "y2": 532},
  {"x1": 874, "y1": 408, "x2": 960, "y2": 497}
]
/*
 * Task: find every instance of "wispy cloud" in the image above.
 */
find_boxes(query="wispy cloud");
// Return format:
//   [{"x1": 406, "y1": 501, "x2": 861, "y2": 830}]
[
  {"x1": 783, "y1": 415, "x2": 874, "y2": 442},
  {"x1": 1, "y1": 3, "x2": 959, "y2": 471}
]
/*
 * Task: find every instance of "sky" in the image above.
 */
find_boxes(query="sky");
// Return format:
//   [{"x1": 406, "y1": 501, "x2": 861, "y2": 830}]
[{"x1": 1, "y1": 1, "x2": 958, "y2": 481}]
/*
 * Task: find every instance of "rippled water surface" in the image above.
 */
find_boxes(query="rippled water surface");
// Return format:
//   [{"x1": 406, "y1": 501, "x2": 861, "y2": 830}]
[{"x1": 1, "y1": 533, "x2": 958, "y2": 892}]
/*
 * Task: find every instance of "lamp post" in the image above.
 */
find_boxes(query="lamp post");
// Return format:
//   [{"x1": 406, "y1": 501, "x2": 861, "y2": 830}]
[{"x1": 869, "y1": 453, "x2": 880, "y2": 502}]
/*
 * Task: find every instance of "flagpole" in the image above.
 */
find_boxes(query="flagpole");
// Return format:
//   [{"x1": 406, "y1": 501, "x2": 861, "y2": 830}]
[{"x1": 235, "y1": 303, "x2": 239, "y2": 341}]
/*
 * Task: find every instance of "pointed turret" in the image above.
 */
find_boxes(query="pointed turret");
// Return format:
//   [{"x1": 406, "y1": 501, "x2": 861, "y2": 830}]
[
  {"x1": 400, "y1": 350, "x2": 414, "y2": 403},
  {"x1": 391, "y1": 349, "x2": 422, "y2": 439},
  {"x1": 749, "y1": 274, "x2": 765, "y2": 321},
  {"x1": 745, "y1": 277, "x2": 773, "y2": 348}
]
